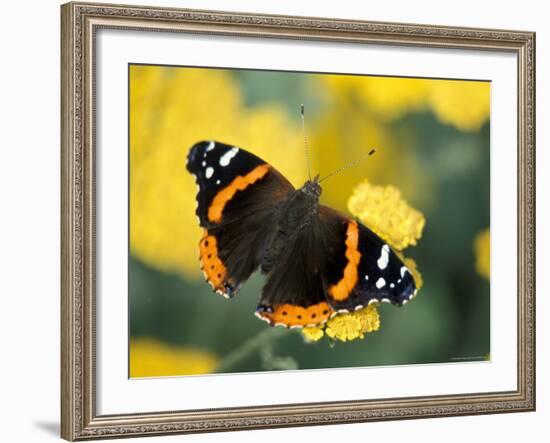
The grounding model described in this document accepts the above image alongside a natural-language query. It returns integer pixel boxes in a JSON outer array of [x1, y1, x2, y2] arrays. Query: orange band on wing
[[328, 221, 361, 301], [199, 230, 227, 292], [207, 164, 270, 223], [257, 302, 333, 328]]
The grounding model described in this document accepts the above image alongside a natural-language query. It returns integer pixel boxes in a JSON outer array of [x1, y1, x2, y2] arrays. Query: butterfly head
[[300, 175, 322, 199]]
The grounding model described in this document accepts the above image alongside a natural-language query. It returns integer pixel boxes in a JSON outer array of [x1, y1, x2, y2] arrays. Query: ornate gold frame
[[61, 1, 536, 440]]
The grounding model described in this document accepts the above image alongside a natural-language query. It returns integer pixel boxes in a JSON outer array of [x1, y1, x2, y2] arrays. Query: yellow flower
[[303, 305, 381, 343], [130, 65, 304, 278], [326, 305, 381, 341], [428, 80, 490, 132], [130, 337, 219, 377], [474, 228, 490, 280], [348, 179, 425, 250], [323, 76, 429, 120], [302, 326, 325, 342], [322, 75, 490, 132]]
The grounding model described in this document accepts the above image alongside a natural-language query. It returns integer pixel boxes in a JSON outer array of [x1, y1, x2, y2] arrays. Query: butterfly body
[[261, 178, 321, 274], [187, 140, 417, 328]]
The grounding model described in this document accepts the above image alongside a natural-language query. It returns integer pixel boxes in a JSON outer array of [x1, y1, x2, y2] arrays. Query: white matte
[[95, 29, 517, 415]]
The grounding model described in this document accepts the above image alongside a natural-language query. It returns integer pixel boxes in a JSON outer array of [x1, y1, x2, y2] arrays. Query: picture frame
[[60, 1, 536, 440]]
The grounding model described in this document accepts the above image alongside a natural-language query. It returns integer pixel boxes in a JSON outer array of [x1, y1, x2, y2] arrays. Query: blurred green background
[[129, 65, 490, 377]]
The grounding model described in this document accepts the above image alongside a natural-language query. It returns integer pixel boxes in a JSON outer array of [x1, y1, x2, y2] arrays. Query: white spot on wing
[[376, 277, 386, 288], [216, 179, 221, 185], [206, 141, 215, 152], [390, 283, 395, 288], [364, 275, 369, 280], [377, 244, 390, 270], [400, 266, 409, 278], [205, 167, 214, 179], [201, 161, 206, 167], [219, 147, 239, 167]]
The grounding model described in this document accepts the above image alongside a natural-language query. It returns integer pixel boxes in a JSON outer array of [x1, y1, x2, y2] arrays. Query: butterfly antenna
[[318, 149, 376, 184], [301, 104, 312, 181]]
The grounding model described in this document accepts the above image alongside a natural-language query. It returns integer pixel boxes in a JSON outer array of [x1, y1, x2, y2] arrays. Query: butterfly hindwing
[[255, 213, 334, 328], [187, 141, 294, 297], [320, 206, 417, 312]]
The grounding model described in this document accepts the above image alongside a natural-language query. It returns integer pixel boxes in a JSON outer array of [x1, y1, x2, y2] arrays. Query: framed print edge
[[60, 1, 536, 441]]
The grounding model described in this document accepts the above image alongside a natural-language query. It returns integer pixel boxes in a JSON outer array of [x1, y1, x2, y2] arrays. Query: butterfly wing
[[187, 141, 294, 297], [254, 204, 416, 328], [255, 214, 335, 328], [319, 205, 417, 312]]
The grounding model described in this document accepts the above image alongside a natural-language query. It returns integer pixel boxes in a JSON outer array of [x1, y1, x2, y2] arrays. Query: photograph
[[128, 64, 491, 378]]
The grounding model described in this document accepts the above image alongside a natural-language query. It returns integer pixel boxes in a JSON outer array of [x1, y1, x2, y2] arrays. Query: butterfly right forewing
[[187, 141, 295, 297], [318, 205, 417, 312]]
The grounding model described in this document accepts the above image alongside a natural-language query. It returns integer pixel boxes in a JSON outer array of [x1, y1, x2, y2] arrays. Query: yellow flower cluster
[[130, 338, 219, 377], [130, 66, 304, 278], [323, 76, 490, 132], [302, 180, 425, 343], [348, 180, 425, 251], [474, 228, 490, 280], [303, 305, 380, 342]]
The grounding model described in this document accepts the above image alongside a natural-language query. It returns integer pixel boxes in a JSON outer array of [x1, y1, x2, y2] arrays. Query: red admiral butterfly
[[187, 119, 416, 329]]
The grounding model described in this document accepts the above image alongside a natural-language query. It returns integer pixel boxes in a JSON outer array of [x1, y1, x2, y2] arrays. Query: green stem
[[216, 327, 287, 373]]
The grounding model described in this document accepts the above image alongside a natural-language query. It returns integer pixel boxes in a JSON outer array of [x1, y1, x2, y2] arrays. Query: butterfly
[[186, 140, 417, 329]]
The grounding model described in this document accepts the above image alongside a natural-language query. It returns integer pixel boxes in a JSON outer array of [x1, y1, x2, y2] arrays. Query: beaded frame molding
[[60, 1, 535, 440]]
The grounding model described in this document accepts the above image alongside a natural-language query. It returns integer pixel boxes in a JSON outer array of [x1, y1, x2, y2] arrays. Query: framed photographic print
[[60, 1, 536, 440]]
